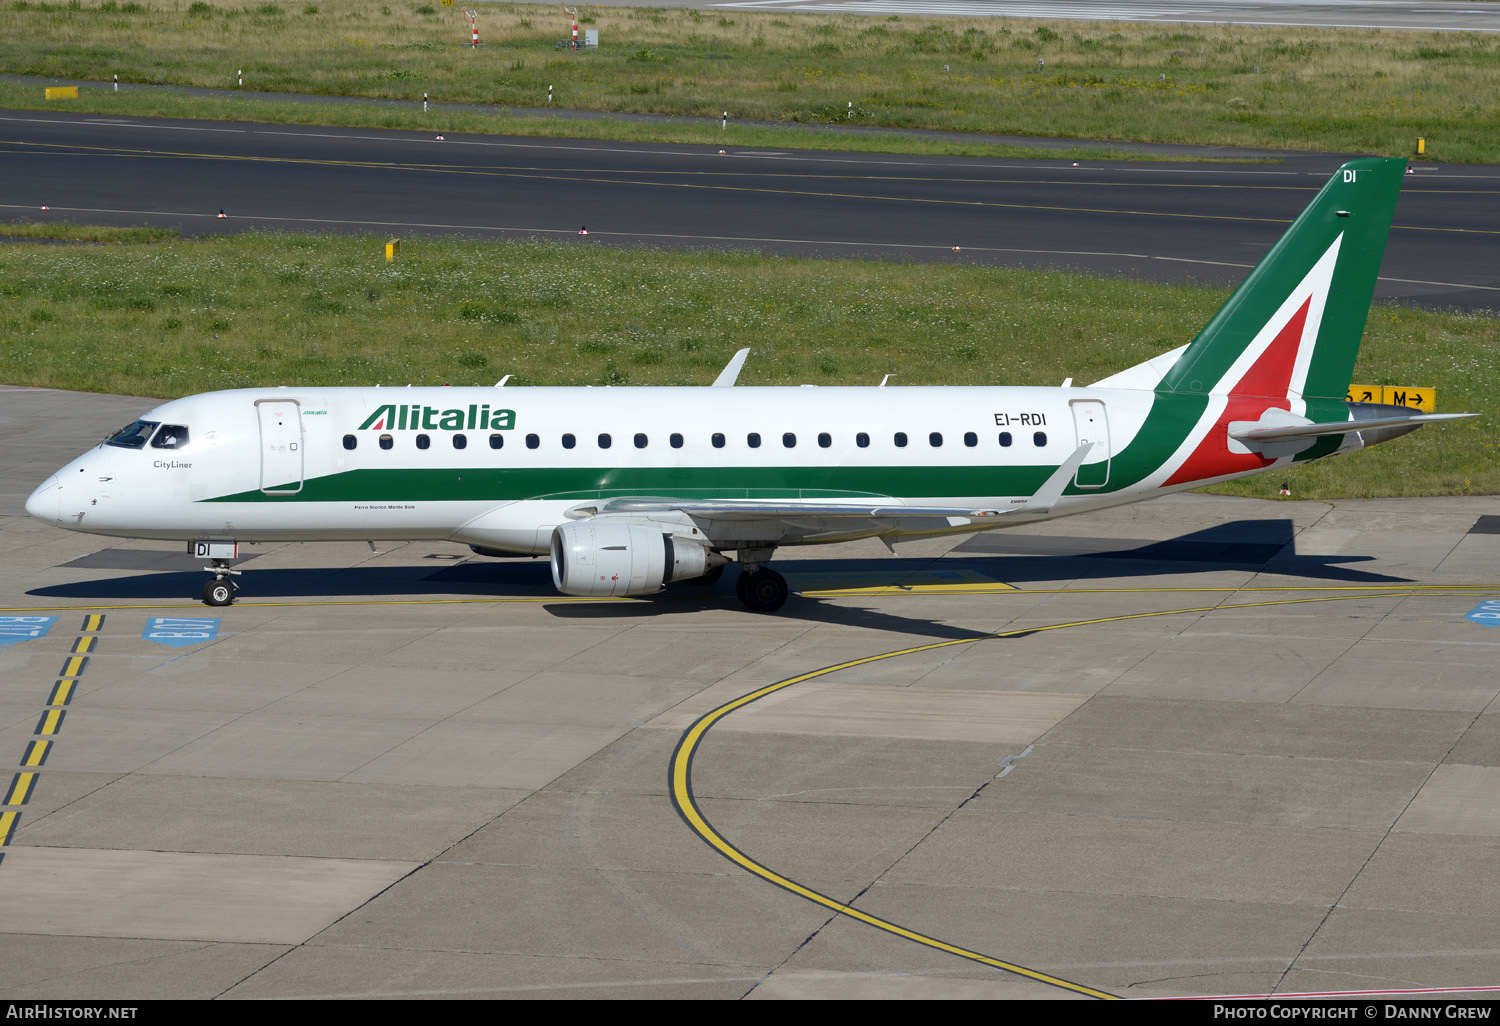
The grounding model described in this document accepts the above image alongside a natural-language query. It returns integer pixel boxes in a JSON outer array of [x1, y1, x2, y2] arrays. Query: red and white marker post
[[464, 8, 478, 47], [564, 6, 578, 49]]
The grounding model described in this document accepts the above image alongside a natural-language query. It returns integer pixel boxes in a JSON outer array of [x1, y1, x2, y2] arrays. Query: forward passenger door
[[256, 399, 304, 495]]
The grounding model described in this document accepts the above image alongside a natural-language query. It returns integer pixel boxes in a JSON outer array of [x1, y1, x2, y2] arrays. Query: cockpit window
[[106, 420, 159, 450], [151, 425, 189, 450]]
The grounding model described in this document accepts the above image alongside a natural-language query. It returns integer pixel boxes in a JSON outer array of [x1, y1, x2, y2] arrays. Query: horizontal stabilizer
[[1231, 412, 1476, 444]]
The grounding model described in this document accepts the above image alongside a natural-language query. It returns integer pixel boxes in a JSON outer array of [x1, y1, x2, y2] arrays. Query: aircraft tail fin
[[1094, 158, 1406, 401]]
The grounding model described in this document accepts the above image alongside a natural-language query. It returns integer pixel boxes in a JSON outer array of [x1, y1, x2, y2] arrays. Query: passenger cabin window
[[379, 434, 394, 450], [670, 433, 684, 449], [562, 434, 576, 450], [747, 433, 761, 449], [634, 433, 648, 449], [453, 434, 467, 450], [416, 434, 431, 450], [526, 433, 540, 450], [894, 432, 908, 448], [489, 433, 504, 449], [999, 432, 1013, 447], [856, 433, 870, 448], [1034, 431, 1047, 447], [598, 433, 612, 449], [107, 420, 159, 450], [712, 433, 726, 449], [929, 432, 943, 448], [964, 432, 977, 448], [151, 425, 189, 449], [783, 433, 796, 448], [342, 434, 357, 451], [818, 433, 832, 449]]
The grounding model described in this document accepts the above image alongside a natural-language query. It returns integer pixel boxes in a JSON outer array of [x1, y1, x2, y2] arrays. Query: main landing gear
[[202, 559, 240, 607], [735, 562, 788, 613]]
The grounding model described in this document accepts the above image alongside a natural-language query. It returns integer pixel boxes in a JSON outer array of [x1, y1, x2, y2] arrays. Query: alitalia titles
[[359, 404, 516, 432]]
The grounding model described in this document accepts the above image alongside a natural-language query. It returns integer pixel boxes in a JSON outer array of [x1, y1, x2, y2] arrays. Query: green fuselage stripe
[[209, 463, 1061, 504]]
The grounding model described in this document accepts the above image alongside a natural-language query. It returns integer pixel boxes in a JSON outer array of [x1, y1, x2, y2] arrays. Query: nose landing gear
[[202, 560, 240, 606]]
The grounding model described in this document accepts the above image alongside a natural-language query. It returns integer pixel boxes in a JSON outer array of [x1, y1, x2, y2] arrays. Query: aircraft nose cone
[[25, 474, 60, 524]]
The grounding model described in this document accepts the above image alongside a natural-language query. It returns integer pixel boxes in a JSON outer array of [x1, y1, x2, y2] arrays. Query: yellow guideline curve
[[668, 591, 1440, 999]]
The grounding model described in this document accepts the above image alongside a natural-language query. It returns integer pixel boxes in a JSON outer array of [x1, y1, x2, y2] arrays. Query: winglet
[[712, 349, 751, 387], [1025, 443, 1093, 514]]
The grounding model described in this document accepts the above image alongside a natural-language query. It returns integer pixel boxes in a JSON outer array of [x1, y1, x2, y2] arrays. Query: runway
[[591, 0, 1500, 33], [1, 386, 1498, 999], [3, 109, 1499, 311]]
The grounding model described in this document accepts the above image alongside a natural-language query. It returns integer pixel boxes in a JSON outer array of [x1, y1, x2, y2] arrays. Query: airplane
[[24, 157, 1474, 612]]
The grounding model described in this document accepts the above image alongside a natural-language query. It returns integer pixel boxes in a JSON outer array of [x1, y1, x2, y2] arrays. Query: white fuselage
[[27, 384, 1200, 554]]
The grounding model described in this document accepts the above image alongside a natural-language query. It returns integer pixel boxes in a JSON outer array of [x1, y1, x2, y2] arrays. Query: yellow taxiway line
[[668, 588, 1491, 999]]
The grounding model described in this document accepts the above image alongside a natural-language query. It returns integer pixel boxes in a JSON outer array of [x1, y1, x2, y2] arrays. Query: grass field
[[1, 227, 1493, 498], [3, 1, 1500, 160], [0, 221, 179, 243]]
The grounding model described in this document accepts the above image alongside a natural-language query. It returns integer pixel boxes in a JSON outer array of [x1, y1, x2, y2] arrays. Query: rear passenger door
[[1070, 399, 1110, 489]]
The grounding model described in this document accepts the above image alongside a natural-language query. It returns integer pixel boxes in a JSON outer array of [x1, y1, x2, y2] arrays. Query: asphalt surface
[[2, 108, 1498, 311]]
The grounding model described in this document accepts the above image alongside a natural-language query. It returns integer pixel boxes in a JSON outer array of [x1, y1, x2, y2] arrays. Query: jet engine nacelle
[[550, 519, 726, 597]]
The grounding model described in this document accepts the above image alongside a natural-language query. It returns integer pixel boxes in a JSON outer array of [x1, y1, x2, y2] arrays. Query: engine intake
[[550, 520, 724, 597]]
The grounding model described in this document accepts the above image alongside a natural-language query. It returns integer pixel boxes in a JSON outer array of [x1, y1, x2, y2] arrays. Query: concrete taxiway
[[1, 385, 1498, 999]]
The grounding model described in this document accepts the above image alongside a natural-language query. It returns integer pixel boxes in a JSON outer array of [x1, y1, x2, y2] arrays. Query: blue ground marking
[[0, 616, 59, 647], [1464, 599, 1500, 627], [143, 616, 220, 647]]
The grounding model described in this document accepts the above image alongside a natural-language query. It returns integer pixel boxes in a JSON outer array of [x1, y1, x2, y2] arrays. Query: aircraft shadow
[[26, 561, 560, 602], [26, 519, 1408, 616], [907, 518, 1409, 586], [541, 593, 996, 641]]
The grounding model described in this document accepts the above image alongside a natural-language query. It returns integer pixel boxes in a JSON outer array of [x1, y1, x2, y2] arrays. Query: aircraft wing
[[577, 443, 1093, 522], [712, 348, 751, 387], [595, 499, 1017, 520]]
